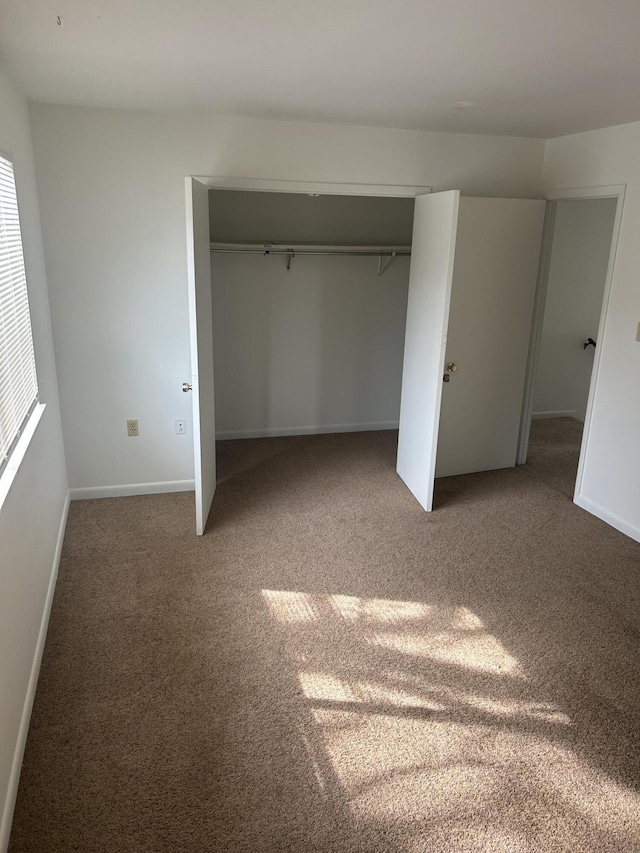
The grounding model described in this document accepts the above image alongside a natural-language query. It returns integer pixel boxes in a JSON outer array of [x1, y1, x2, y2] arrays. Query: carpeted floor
[[525, 416, 585, 499], [9, 420, 640, 852]]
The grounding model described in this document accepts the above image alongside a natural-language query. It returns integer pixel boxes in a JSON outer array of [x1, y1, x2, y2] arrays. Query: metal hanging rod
[[210, 242, 411, 255], [209, 242, 411, 276]]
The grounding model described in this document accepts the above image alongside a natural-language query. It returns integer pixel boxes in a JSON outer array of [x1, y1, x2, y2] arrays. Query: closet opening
[[209, 189, 415, 487], [187, 177, 550, 534], [520, 196, 619, 499]]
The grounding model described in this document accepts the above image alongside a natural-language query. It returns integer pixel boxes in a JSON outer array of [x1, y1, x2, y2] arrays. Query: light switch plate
[[636, 322, 640, 342]]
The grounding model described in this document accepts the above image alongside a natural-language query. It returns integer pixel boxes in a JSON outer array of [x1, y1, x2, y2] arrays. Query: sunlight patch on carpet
[[259, 589, 640, 848]]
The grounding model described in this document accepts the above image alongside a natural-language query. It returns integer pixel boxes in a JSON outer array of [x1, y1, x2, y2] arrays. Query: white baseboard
[[531, 410, 578, 420], [216, 421, 399, 441], [575, 493, 640, 544], [0, 491, 70, 853], [70, 479, 195, 500]]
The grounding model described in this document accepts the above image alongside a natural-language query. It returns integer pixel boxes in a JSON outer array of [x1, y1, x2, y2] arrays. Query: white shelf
[[210, 241, 411, 254]]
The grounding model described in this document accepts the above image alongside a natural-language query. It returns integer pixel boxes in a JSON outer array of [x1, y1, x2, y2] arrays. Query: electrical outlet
[[175, 418, 186, 435], [127, 419, 139, 437]]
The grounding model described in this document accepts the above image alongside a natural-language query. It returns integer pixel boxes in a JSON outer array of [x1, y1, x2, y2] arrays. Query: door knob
[[446, 362, 457, 372], [182, 382, 193, 392]]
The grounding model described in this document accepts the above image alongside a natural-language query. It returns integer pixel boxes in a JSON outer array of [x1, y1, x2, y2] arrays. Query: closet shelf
[[209, 242, 411, 275], [210, 241, 411, 254]]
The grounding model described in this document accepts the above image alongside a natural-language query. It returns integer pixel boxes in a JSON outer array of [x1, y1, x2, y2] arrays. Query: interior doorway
[[185, 177, 431, 534], [519, 193, 622, 499]]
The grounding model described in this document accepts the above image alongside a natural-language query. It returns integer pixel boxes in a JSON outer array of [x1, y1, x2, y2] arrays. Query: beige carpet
[[9, 422, 640, 852], [525, 416, 585, 499]]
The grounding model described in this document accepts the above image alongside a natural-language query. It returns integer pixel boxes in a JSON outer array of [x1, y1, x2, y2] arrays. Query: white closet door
[[436, 198, 546, 477], [185, 177, 216, 535], [397, 190, 460, 511]]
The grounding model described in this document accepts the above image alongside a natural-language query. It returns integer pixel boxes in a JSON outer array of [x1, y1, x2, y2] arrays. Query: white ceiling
[[1, 0, 640, 138]]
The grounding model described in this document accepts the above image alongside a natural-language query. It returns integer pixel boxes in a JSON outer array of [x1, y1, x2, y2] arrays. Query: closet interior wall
[[209, 190, 414, 440]]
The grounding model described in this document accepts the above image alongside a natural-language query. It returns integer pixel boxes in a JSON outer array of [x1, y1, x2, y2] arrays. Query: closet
[[185, 181, 545, 533], [209, 190, 414, 442]]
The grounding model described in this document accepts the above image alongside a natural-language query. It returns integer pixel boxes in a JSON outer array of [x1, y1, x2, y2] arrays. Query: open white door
[[436, 198, 546, 477], [397, 190, 460, 511], [185, 177, 216, 535]]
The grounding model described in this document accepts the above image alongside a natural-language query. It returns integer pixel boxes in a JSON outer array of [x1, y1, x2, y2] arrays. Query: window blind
[[0, 154, 39, 474]]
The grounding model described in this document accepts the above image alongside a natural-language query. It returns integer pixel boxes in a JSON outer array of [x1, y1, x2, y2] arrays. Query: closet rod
[[209, 248, 411, 256], [210, 242, 411, 256], [209, 243, 411, 275]]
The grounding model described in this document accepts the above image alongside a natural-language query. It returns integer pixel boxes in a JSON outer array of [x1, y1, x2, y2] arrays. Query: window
[[0, 153, 38, 476]]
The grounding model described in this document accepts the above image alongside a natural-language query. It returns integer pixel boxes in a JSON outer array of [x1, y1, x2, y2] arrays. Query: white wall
[[29, 103, 544, 494], [543, 122, 640, 541], [0, 70, 68, 849], [210, 190, 416, 245], [211, 190, 412, 437], [213, 254, 410, 437], [533, 198, 616, 421]]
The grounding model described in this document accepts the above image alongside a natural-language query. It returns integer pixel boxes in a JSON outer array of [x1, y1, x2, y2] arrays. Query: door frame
[[516, 184, 626, 505], [187, 174, 432, 521], [194, 176, 431, 198]]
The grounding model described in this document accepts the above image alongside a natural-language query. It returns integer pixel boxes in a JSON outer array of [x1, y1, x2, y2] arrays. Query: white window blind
[[0, 154, 38, 474]]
